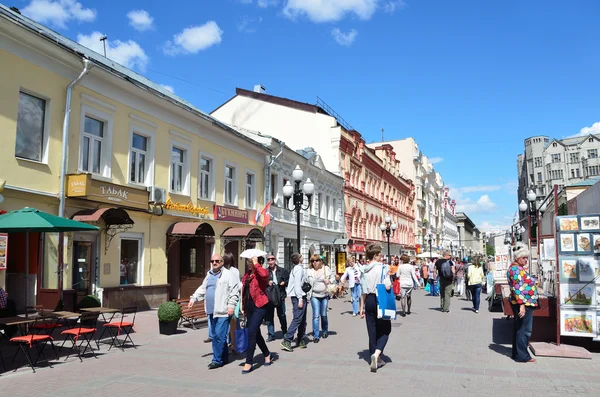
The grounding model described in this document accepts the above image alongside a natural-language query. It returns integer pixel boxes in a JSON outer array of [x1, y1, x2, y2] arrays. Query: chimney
[[254, 84, 266, 94]]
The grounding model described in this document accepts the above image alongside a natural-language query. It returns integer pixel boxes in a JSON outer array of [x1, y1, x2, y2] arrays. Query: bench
[[174, 299, 207, 330]]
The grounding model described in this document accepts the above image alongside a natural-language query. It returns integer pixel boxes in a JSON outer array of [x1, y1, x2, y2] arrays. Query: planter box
[[159, 320, 178, 335]]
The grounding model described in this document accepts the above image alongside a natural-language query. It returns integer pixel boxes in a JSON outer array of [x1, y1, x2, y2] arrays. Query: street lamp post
[[519, 188, 538, 242], [380, 216, 397, 264], [427, 234, 434, 261], [283, 165, 315, 253]]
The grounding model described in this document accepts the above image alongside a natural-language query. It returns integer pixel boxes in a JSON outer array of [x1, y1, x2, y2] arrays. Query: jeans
[[266, 300, 288, 339], [310, 296, 329, 338], [245, 304, 270, 365], [511, 304, 534, 362], [350, 285, 362, 315], [440, 279, 453, 312], [429, 279, 438, 296], [208, 314, 230, 365], [470, 284, 482, 311], [208, 316, 213, 339], [284, 296, 307, 343], [364, 294, 391, 355], [454, 277, 464, 296]]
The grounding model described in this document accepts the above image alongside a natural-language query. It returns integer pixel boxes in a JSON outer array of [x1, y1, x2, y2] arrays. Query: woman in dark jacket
[[241, 256, 272, 373]]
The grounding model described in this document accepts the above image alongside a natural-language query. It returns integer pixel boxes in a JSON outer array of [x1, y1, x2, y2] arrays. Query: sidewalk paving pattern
[[2, 290, 600, 396]]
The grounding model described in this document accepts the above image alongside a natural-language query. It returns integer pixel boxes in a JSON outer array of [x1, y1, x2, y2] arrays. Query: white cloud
[[127, 9, 154, 32], [163, 21, 223, 55], [284, 0, 378, 23], [478, 221, 510, 233], [77, 32, 149, 71], [455, 194, 497, 214], [22, 0, 96, 29], [383, 0, 405, 14], [237, 16, 263, 33], [456, 185, 502, 194], [570, 121, 600, 138], [160, 84, 175, 93], [331, 28, 358, 46], [239, 0, 253, 3], [258, 0, 279, 7], [429, 157, 444, 165]]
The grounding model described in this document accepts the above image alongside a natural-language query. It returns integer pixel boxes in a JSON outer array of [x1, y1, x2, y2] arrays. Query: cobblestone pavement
[[2, 289, 600, 396]]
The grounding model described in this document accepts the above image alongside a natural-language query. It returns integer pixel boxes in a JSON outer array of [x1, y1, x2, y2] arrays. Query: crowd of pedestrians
[[188, 244, 522, 374]]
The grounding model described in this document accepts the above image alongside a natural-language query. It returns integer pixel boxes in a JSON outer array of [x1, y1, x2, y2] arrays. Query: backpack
[[440, 260, 453, 279]]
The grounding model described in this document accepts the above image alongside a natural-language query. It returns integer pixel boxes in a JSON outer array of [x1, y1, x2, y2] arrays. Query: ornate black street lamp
[[283, 165, 315, 253], [380, 216, 397, 263]]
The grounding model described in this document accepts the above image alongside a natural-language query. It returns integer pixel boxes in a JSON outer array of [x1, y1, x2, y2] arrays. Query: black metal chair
[[60, 312, 98, 362], [104, 306, 137, 351]]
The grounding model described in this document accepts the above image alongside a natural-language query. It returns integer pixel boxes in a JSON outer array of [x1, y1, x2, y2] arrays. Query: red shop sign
[[214, 205, 249, 224], [350, 244, 365, 253]]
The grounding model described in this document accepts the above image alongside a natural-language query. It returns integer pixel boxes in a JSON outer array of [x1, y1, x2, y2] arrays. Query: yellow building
[[0, 6, 269, 311]]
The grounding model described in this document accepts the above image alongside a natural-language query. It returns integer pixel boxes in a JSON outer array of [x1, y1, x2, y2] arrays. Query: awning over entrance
[[221, 227, 264, 242], [167, 222, 215, 237], [72, 208, 134, 226], [333, 238, 353, 246]]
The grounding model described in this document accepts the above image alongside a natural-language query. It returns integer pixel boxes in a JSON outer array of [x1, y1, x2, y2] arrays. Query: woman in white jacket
[[306, 254, 335, 343], [396, 254, 418, 316]]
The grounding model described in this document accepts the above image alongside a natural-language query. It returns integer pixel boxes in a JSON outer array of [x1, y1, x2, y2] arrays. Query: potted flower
[[157, 301, 182, 335]]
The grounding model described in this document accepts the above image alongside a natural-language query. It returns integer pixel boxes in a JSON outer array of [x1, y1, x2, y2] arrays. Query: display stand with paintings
[[556, 215, 600, 341], [0, 233, 7, 270]]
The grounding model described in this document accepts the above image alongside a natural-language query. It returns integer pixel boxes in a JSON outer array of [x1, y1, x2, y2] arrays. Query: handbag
[[266, 284, 281, 306], [375, 266, 397, 320], [235, 323, 248, 354]]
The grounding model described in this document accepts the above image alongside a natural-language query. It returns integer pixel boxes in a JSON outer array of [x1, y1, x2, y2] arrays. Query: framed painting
[[559, 257, 578, 282], [559, 233, 576, 254], [557, 216, 579, 232], [576, 233, 593, 254], [560, 283, 595, 307], [580, 215, 600, 232], [560, 310, 595, 337]]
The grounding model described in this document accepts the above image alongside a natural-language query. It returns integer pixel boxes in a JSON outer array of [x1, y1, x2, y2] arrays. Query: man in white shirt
[[340, 255, 362, 316], [281, 253, 307, 352]]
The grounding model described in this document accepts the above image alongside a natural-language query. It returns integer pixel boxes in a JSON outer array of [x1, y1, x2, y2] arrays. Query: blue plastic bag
[[235, 327, 248, 354], [376, 267, 397, 321]]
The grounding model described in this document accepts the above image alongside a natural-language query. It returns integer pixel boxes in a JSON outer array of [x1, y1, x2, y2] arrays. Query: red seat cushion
[[11, 334, 53, 347], [61, 328, 96, 336], [104, 321, 134, 328]]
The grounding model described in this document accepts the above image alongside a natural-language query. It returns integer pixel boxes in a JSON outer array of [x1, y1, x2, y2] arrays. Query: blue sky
[[14, 0, 600, 232]]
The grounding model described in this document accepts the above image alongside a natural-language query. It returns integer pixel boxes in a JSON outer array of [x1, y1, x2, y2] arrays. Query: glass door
[[73, 241, 92, 302]]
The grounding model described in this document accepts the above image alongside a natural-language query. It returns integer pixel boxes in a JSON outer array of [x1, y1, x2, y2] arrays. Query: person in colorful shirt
[[507, 243, 538, 363]]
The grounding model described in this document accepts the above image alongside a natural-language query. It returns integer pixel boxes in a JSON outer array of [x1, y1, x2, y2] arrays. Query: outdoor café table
[[80, 307, 119, 348]]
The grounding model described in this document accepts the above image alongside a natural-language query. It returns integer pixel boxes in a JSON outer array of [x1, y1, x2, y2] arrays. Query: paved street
[[2, 290, 600, 396]]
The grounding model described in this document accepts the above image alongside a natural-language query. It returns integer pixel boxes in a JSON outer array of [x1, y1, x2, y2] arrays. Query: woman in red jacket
[[241, 256, 272, 374]]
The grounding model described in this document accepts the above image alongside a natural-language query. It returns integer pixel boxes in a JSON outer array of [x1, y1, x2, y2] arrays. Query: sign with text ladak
[[214, 205, 249, 224], [66, 174, 149, 210]]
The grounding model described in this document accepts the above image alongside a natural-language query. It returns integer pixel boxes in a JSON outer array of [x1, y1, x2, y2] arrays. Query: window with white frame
[[225, 164, 237, 205], [130, 133, 148, 184], [245, 171, 255, 209], [326, 195, 331, 220], [569, 152, 579, 164], [534, 157, 542, 167], [198, 155, 215, 200], [120, 234, 143, 285], [270, 173, 278, 206], [79, 103, 113, 177], [15, 91, 48, 162], [551, 153, 561, 163], [588, 149, 598, 159], [171, 147, 185, 193], [332, 198, 338, 222]]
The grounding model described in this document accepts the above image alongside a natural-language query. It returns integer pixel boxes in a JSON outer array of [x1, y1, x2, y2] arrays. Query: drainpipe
[[263, 141, 285, 254], [58, 59, 92, 303]]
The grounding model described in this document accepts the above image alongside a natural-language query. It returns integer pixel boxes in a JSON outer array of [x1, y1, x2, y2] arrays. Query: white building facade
[[442, 209, 459, 255]]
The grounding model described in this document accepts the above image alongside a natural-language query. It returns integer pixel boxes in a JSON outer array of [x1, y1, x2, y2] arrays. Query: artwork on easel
[[577, 233, 593, 254], [560, 310, 596, 337], [580, 215, 600, 232], [559, 233, 576, 254], [559, 257, 578, 282], [560, 284, 595, 307], [558, 216, 579, 232], [577, 257, 599, 282]]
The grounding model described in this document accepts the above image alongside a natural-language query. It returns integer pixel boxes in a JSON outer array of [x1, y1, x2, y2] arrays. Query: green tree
[[486, 244, 495, 257]]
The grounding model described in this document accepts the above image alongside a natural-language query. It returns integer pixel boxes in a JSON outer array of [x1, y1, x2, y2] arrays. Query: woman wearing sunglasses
[[306, 254, 335, 343]]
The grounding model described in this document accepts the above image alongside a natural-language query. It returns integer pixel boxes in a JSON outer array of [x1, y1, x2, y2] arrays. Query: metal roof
[[0, 4, 268, 153], [565, 178, 600, 188]]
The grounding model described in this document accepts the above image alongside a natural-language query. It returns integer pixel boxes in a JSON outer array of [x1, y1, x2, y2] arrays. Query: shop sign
[[164, 198, 210, 217], [66, 174, 149, 210], [336, 252, 346, 274], [214, 205, 248, 224], [350, 244, 365, 253], [0, 233, 7, 270]]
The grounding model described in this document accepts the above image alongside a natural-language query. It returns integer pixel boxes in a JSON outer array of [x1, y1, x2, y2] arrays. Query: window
[[245, 171, 255, 209], [198, 155, 214, 200], [82, 116, 104, 174], [551, 153, 561, 163], [79, 103, 113, 177], [332, 198, 338, 222], [318, 193, 324, 218], [587, 166, 600, 176], [569, 152, 579, 164], [225, 164, 236, 205], [120, 234, 143, 285], [270, 173, 278, 206], [534, 157, 542, 167], [553, 143, 557, 147], [171, 147, 185, 193], [576, 168, 580, 178], [537, 172, 542, 182], [16, 91, 47, 162], [588, 149, 598, 159], [325, 196, 331, 220], [129, 133, 147, 184]]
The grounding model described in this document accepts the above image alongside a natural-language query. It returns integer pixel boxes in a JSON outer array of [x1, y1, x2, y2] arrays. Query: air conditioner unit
[[150, 187, 167, 205]]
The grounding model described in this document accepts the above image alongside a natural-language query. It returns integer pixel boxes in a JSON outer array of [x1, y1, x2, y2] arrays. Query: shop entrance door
[[73, 241, 92, 304]]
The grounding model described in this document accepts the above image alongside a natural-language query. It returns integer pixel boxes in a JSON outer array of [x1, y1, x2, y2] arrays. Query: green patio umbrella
[[0, 207, 99, 310]]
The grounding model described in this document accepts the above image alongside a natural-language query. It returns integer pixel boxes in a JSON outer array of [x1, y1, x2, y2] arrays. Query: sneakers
[[322, 331, 329, 339], [207, 362, 223, 370], [370, 354, 378, 373], [298, 339, 307, 349], [313, 337, 320, 343], [266, 336, 276, 342], [280, 340, 293, 352], [475, 309, 479, 313], [352, 313, 357, 317]]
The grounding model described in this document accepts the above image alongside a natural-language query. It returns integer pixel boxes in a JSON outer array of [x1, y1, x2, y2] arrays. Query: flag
[[261, 201, 272, 227]]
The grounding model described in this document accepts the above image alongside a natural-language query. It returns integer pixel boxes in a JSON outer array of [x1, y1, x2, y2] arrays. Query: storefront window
[[42, 233, 60, 289], [120, 237, 141, 285]]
